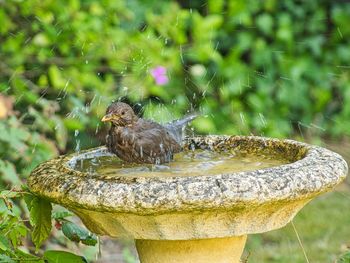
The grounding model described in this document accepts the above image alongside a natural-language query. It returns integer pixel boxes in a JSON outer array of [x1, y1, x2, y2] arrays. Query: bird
[[101, 101, 197, 164]]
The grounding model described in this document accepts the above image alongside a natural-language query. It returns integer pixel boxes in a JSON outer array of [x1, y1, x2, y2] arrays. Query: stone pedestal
[[136, 236, 247, 263]]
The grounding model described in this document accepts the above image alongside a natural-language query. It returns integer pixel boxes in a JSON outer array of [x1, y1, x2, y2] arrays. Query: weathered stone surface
[[28, 135, 348, 240]]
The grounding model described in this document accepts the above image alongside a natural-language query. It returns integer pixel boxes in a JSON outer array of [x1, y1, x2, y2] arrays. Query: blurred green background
[[1, 0, 350, 262]]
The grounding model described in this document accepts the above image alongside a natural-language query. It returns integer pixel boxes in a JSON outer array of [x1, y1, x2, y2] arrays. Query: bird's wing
[[120, 124, 181, 160]]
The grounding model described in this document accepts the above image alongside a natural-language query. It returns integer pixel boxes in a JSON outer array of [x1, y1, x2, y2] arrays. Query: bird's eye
[[121, 111, 125, 115]]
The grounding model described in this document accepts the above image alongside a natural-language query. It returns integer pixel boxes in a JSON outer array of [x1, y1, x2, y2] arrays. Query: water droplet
[[32, 143, 37, 154], [140, 146, 143, 158], [190, 144, 196, 151], [75, 139, 81, 152], [240, 112, 246, 125]]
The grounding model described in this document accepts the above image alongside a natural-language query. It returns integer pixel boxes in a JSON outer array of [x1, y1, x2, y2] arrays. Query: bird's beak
[[101, 114, 114, 122]]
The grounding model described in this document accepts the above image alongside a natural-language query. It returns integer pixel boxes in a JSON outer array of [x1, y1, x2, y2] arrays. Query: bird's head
[[101, 102, 137, 126]]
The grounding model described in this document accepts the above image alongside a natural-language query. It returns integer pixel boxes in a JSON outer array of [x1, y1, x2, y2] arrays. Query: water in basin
[[73, 149, 290, 178]]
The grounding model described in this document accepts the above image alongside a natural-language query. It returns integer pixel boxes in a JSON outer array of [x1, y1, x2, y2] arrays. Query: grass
[[244, 188, 350, 263]]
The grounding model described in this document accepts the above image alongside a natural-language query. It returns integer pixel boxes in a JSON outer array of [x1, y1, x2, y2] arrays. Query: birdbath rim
[[28, 135, 348, 216]]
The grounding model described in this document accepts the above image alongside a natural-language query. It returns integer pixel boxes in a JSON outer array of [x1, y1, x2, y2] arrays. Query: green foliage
[[0, 191, 29, 251], [246, 190, 350, 262], [338, 252, 350, 263], [0, 190, 94, 261], [0, 117, 57, 190], [0, 255, 16, 263], [52, 211, 74, 220], [1, 0, 349, 151], [0, 0, 350, 261], [43, 250, 87, 263], [0, 0, 349, 190], [61, 221, 97, 246], [122, 247, 138, 263], [26, 196, 52, 250]]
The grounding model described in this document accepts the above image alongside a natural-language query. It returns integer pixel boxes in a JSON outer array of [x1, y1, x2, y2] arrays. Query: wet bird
[[101, 102, 197, 164]]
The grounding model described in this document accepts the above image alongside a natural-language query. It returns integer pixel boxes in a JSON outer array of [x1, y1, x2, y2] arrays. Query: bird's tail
[[167, 113, 198, 129], [165, 113, 198, 143]]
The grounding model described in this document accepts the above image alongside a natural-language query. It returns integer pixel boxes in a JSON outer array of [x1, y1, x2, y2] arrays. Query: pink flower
[[151, 66, 169, 86]]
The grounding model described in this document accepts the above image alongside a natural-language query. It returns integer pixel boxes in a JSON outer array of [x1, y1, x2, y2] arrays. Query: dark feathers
[[102, 102, 197, 164]]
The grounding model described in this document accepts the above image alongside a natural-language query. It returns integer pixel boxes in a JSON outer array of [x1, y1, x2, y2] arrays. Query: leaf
[[48, 65, 66, 89], [0, 200, 8, 214], [43, 250, 87, 263], [5, 217, 28, 248], [28, 197, 52, 250], [14, 249, 43, 262], [0, 254, 16, 263], [0, 160, 21, 186], [23, 192, 35, 213], [0, 235, 10, 251], [61, 221, 97, 246], [338, 251, 350, 263], [0, 124, 30, 152], [81, 236, 98, 246], [52, 211, 73, 220]]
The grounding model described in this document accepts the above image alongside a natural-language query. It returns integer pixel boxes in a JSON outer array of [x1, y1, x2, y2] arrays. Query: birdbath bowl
[[28, 136, 347, 263]]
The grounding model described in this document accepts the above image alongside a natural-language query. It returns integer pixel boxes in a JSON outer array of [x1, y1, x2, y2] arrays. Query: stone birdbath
[[28, 136, 348, 263]]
